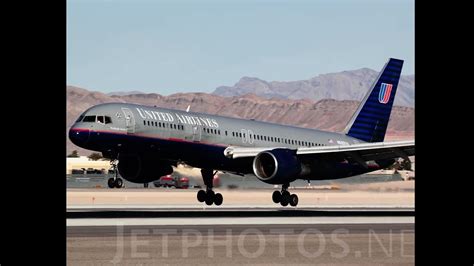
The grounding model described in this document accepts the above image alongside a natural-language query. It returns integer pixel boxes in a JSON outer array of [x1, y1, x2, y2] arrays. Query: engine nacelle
[[252, 148, 302, 184], [117, 153, 173, 183]]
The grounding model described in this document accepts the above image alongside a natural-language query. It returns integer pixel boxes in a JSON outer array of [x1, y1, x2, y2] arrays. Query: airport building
[[66, 156, 112, 175]]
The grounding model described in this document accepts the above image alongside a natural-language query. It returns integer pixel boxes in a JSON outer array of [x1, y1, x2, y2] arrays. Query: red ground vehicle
[[175, 177, 189, 189], [153, 175, 189, 189]]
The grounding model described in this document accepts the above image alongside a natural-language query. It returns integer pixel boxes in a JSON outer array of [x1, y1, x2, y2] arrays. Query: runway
[[67, 189, 414, 264], [68, 212, 413, 264]]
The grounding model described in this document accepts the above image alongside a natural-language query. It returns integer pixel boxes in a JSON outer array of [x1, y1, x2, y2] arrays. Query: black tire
[[197, 190, 206, 202], [280, 191, 290, 206], [205, 195, 214, 205], [205, 190, 215, 205], [144, 183, 149, 188], [289, 194, 299, 207], [272, 191, 281, 203], [115, 178, 123, 188], [107, 178, 115, 189], [207, 190, 215, 198], [214, 193, 223, 206], [280, 196, 289, 206]]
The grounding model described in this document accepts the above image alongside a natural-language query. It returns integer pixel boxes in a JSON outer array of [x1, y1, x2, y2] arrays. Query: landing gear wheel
[[280, 193, 289, 206], [200, 169, 223, 206], [272, 191, 281, 203], [115, 178, 123, 188], [205, 193, 214, 206], [289, 194, 299, 207], [144, 183, 149, 188], [107, 178, 115, 189], [205, 190, 215, 205], [214, 193, 223, 206], [197, 190, 206, 202]]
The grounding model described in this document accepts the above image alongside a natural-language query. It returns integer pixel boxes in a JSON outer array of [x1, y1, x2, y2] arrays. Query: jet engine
[[117, 153, 173, 183], [252, 148, 303, 184]]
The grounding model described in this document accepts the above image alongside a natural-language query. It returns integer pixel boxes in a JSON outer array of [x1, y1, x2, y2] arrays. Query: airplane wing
[[224, 140, 414, 166]]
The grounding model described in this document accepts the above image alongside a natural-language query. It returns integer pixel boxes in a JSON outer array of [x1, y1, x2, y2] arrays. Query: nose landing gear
[[107, 160, 123, 188], [272, 183, 298, 207], [196, 169, 223, 206]]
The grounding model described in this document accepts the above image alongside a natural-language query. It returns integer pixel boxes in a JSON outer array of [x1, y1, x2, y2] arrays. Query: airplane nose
[[69, 126, 90, 146]]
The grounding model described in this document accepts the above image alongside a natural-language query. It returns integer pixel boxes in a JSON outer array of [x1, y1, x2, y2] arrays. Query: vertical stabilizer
[[344, 58, 404, 142]]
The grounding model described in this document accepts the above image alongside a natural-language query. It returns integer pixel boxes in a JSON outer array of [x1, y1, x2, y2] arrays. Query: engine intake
[[118, 153, 173, 183], [252, 148, 302, 184]]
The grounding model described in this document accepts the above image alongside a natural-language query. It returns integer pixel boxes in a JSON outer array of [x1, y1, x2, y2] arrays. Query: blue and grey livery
[[69, 58, 414, 207]]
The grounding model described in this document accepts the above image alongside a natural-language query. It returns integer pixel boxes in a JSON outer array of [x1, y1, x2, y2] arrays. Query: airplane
[[69, 58, 414, 207]]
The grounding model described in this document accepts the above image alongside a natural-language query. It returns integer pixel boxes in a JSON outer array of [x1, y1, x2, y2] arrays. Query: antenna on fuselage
[[186, 105, 190, 112]]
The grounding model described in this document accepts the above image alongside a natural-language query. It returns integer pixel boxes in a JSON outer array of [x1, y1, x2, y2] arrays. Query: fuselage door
[[121, 108, 135, 134], [192, 125, 202, 142]]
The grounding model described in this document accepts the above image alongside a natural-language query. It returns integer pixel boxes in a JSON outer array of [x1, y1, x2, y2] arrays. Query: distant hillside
[[213, 68, 415, 107], [66, 86, 414, 155], [106, 90, 145, 96]]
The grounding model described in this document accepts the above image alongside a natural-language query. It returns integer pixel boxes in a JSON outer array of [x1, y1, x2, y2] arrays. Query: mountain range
[[213, 68, 414, 107]]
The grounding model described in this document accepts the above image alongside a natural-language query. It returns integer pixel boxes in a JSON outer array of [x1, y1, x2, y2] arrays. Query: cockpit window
[[83, 115, 96, 122], [75, 115, 84, 122], [81, 115, 112, 124], [96, 115, 112, 124]]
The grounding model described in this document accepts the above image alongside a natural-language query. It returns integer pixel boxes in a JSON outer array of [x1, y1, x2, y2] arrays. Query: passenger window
[[83, 116, 96, 122]]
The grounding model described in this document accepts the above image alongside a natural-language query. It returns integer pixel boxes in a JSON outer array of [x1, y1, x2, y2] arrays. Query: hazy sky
[[67, 0, 414, 94]]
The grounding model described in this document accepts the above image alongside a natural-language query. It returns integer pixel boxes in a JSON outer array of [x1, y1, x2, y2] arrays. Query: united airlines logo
[[378, 83, 393, 104]]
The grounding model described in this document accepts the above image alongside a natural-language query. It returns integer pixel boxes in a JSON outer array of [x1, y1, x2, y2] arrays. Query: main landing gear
[[197, 169, 223, 206], [272, 183, 298, 207], [107, 160, 123, 189]]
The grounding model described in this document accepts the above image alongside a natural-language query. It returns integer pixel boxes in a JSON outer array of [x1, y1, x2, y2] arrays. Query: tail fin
[[343, 58, 404, 142]]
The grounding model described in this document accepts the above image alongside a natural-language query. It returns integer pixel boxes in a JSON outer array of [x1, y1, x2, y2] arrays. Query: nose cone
[[69, 126, 90, 147]]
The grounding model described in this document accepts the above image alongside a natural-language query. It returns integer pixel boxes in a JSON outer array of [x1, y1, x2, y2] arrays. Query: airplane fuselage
[[69, 102, 388, 181]]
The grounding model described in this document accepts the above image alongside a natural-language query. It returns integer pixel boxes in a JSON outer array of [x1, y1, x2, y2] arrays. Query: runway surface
[[67, 188, 415, 265], [67, 206, 414, 264], [67, 206, 413, 226]]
